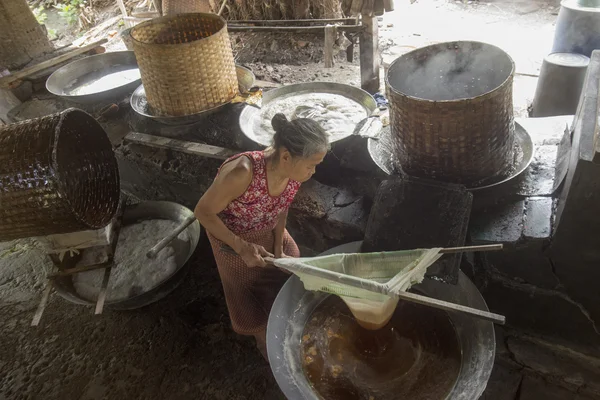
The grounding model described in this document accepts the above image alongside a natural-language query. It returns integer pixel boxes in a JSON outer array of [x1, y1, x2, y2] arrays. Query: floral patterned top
[[218, 151, 301, 234]]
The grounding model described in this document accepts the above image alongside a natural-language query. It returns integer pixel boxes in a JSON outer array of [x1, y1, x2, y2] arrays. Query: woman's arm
[[273, 210, 288, 258], [194, 157, 273, 267]]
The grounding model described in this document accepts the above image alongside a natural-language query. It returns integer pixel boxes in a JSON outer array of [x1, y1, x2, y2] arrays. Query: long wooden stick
[[227, 25, 363, 33], [228, 18, 356, 25], [217, 0, 228, 16], [48, 262, 110, 278], [0, 38, 108, 88], [95, 266, 112, 315], [147, 215, 196, 258], [31, 280, 54, 327]]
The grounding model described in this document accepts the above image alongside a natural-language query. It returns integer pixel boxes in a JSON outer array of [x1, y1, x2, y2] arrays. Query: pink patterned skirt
[[207, 228, 300, 335]]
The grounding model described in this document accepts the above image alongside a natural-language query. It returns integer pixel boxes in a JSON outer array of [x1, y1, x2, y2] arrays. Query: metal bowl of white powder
[[53, 201, 200, 310], [46, 51, 141, 105], [239, 82, 377, 147]]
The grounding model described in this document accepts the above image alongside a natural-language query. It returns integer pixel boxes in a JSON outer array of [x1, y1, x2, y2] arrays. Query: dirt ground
[[0, 1, 573, 399]]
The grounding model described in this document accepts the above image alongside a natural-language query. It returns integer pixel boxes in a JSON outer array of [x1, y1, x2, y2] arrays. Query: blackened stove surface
[[363, 177, 473, 284]]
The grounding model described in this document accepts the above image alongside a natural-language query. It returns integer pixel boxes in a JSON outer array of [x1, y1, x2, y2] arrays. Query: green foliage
[[54, 0, 86, 25], [32, 6, 48, 25], [48, 28, 58, 40]]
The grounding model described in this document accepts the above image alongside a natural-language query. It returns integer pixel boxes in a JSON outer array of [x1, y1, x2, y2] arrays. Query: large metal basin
[[46, 51, 141, 104], [267, 241, 495, 400], [53, 201, 201, 310]]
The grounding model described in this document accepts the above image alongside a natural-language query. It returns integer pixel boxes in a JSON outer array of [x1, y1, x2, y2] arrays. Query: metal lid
[[546, 52, 591, 67]]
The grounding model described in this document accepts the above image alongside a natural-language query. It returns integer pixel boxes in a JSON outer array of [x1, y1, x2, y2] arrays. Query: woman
[[194, 113, 329, 359]]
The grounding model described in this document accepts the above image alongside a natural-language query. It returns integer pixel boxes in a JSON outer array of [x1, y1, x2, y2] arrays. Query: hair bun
[[271, 113, 289, 132]]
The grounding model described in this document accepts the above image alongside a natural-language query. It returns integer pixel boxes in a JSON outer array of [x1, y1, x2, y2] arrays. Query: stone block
[[363, 177, 472, 284], [507, 335, 600, 396], [519, 375, 596, 400], [523, 197, 553, 240], [470, 201, 525, 245], [481, 241, 559, 289], [480, 362, 522, 400], [480, 275, 600, 356], [288, 179, 368, 254]]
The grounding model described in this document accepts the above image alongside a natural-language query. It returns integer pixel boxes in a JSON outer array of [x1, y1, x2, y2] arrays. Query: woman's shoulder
[[217, 156, 253, 187]]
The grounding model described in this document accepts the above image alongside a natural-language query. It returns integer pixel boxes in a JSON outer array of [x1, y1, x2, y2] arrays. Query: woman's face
[[281, 151, 327, 183]]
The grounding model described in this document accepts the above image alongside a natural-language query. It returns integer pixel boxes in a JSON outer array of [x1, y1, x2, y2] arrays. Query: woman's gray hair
[[271, 113, 330, 158]]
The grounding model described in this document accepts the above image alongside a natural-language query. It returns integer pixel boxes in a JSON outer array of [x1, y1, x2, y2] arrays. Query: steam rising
[[387, 42, 514, 101]]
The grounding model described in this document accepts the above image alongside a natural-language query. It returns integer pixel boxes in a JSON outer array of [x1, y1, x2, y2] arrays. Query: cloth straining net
[[273, 249, 443, 329]]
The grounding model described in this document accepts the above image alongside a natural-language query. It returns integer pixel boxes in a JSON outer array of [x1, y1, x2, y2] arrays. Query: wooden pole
[[228, 18, 356, 25], [359, 14, 380, 94], [0, 38, 109, 88], [324, 25, 336, 68], [227, 25, 363, 33]]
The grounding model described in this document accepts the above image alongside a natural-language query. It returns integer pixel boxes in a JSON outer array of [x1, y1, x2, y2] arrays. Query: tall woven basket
[[386, 41, 516, 185], [0, 109, 120, 242], [131, 13, 238, 116], [162, 0, 212, 15]]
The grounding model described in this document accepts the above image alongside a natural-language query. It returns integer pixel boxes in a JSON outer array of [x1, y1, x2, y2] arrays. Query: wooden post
[[324, 25, 336, 68], [359, 14, 380, 94]]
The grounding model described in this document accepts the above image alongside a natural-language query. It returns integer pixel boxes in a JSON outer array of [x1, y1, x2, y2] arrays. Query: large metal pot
[[386, 41, 516, 185], [53, 201, 201, 310], [267, 241, 495, 400]]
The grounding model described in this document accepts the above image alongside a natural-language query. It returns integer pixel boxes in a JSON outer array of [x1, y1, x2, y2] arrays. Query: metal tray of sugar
[[46, 51, 141, 104], [239, 82, 378, 147], [53, 201, 201, 310], [368, 121, 535, 191]]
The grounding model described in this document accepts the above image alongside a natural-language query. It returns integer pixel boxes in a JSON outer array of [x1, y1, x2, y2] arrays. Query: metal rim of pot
[[385, 40, 516, 104]]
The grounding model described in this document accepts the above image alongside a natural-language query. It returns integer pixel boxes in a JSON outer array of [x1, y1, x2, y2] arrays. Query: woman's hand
[[238, 241, 274, 268], [274, 247, 293, 259]]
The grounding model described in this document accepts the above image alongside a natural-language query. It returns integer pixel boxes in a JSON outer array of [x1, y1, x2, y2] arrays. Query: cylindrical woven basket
[[162, 0, 212, 15], [0, 108, 120, 242], [386, 41, 516, 185], [131, 13, 238, 116]]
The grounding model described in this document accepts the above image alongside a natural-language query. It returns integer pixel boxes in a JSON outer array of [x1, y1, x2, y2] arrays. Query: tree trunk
[[0, 0, 53, 70]]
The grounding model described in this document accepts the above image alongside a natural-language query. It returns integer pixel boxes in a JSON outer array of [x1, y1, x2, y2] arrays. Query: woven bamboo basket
[[131, 13, 238, 116], [0, 0, 53, 68], [386, 41, 516, 185], [0, 108, 120, 242], [162, 0, 212, 15]]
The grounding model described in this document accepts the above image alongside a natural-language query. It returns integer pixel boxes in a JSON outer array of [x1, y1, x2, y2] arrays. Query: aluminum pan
[[368, 121, 535, 191], [239, 82, 377, 147], [46, 51, 141, 104]]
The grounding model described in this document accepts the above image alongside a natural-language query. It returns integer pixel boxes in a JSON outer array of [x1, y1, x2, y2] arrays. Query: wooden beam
[[324, 25, 336, 68], [0, 39, 108, 88], [227, 25, 363, 33], [124, 132, 238, 160], [359, 14, 380, 94], [228, 18, 356, 25]]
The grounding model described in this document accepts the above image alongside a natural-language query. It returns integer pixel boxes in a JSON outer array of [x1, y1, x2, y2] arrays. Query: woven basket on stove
[[162, 0, 212, 15], [386, 41, 516, 185], [0, 109, 120, 242], [131, 13, 238, 117]]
